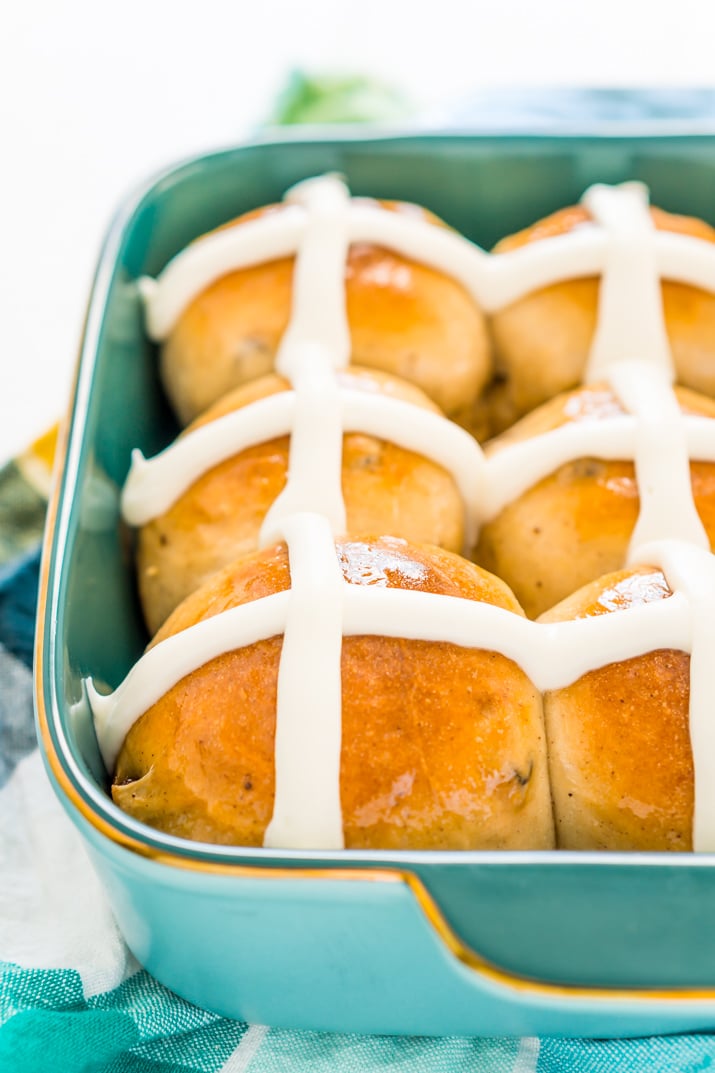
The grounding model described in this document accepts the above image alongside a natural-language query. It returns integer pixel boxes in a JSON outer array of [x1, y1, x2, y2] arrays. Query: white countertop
[[3, 0, 715, 464]]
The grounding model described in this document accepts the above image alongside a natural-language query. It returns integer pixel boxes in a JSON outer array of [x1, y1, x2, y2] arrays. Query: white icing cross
[[583, 182, 673, 382], [121, 389, 486, 547], [263, 514, 345, 850], [123, 394, 715, 544], [612, 360, 709, 555]]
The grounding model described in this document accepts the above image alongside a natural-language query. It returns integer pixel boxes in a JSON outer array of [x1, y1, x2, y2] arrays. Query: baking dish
[[35, 129, 715, 1037]]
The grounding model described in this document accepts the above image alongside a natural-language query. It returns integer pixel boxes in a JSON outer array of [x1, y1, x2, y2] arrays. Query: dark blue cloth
[[0, 547, 41, 671]]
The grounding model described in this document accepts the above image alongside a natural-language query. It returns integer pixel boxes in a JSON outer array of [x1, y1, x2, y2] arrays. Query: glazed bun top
[[150, 525, 523, 639], [156, 193, 491, 427], [190, 362, 445, 425], [124, 357, 485, 636], [111, 533, 554, 852], [538, 563, 673, 624], [488, 187, 715, 427], [486, 379, 715, 449], [153, 532, 524, 644], [474, 379, 715, 617], [494, 203, 715, 254]]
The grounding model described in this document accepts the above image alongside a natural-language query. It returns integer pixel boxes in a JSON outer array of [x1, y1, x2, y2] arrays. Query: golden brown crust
[[494, 204, 715, 253], [137, 367, 467, 635], [475, 383, 715, 618], [114, 538, 554, 851], [539, 567, 693, 851], [489, 205, 715, 430], [160, 201, 492, 429]]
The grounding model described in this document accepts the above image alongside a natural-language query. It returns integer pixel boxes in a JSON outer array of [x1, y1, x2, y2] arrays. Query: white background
[[2, 0, 715, 464]]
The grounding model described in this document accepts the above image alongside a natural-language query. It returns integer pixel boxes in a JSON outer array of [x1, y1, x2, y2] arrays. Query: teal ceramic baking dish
[[35, 130, 715, 1037]]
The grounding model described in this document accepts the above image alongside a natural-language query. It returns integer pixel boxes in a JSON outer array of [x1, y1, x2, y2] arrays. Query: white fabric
[[511, 1038, 540, 1072], [0, 749, 136, 998], [219, 1025, 270, 1072]]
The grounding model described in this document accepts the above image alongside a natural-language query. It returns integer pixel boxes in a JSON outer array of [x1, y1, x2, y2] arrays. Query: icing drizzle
[[123, 404, 715, 538], [121, 387, 486, 545], [90, 175, 715, 852], [264, 514, 345, 850], [139, 183, 715, 337], [583, 183, 672, 382]]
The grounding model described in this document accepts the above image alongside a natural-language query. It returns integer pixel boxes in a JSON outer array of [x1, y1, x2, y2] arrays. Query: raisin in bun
[[475, 382, 715, 618], [133, 367, 470, 635], [160, 200, 492, 434], [113, 536, 554, 851], [489, 206, 715, 432], [539, 566, 692, 851]]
